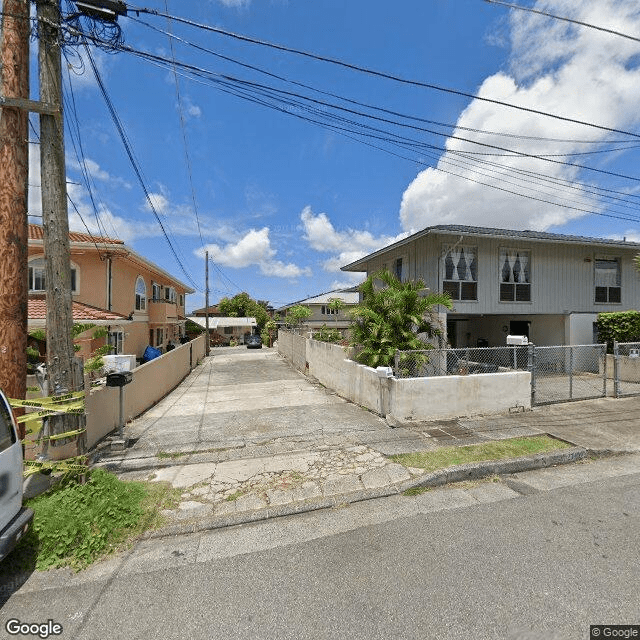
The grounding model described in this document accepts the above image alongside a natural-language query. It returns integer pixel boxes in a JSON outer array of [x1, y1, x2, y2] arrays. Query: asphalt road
[[2, 455, 638, 640]]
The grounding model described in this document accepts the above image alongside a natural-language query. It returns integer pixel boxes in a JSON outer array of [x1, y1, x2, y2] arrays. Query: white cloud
[[198, 228, 312, 279], [143, 191, 170, 214], [399, 0, 640, 233], [300, 206, 407, 272]]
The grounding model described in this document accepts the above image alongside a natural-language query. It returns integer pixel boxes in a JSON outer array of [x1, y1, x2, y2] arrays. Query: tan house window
[[29, 258, 77, 293], [135, 276, 147, 311], [499, 249, 530, 302], [442, 245, 477, 301]]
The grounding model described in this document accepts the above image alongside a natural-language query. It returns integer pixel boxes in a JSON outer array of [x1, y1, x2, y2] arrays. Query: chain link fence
[[395, 344, 607, 405], [613, 341, 640, 397]]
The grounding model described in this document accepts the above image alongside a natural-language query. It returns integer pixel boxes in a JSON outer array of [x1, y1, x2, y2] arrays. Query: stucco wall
[[85, 334, 205, 447], [277, 330, 531, 420], [389, 371, 531, 422]]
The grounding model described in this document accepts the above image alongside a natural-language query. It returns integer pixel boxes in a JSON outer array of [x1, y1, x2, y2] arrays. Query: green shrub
[[596, 311, 640, 353], [313, 325, 342, 344], [17, 469, 177, 571]]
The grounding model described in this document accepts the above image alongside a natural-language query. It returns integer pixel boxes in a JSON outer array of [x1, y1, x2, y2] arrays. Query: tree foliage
[[596, 311, 640, 353], [348, 270, 452, 368], [284, 304, 312, 328], [218, 292, 270, 329]]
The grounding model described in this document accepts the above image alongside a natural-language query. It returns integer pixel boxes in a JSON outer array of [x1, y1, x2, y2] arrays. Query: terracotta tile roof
[[28, 224, 124, 245], [28, 297, 130, 322]]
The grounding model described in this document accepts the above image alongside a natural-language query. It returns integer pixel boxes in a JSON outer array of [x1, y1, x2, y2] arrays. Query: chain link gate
[[395, 343, 607, 406], [613, 341, 640, 397]]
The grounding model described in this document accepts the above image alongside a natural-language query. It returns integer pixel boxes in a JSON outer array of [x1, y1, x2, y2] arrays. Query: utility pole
[[205, 251, 210, 356], [0, 0, 30, 431], [37, 0, 84, 450]]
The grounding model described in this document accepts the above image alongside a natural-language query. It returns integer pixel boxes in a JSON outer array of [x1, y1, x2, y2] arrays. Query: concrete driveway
[[123, 346, 399, 456]]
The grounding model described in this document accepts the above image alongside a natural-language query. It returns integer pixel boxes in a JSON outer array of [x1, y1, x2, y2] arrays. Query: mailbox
[[106, 371, 133, 387]]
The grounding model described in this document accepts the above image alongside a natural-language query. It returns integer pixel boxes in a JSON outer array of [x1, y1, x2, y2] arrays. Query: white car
[[0, 390, 33, 562]]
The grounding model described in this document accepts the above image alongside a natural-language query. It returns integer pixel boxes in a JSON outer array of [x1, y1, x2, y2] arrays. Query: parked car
[[0, 390, 33, 562], [246, 334, 263, 349]]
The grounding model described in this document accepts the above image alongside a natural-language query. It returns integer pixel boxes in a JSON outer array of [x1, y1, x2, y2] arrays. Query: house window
[[499, 249, 531, 302], [135, 276, 147, 311], [156, 328, 164, 346], [107, 331, 123, 355], [394, 258, 403, 281], [179, 294, 183, 307], [223, 326, 233, 334], [28, 258, 77, 293], [321, 305, 338, 315], [164, 286, 176, 303], [152, 282, 161, 301], [441, 245, 477, 301], [595, 257, 621, 303]]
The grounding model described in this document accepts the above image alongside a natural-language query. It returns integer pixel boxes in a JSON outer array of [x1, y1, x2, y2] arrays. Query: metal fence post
[[613, 341, 620, 398], [528, 343, 536, 406], [569, 346, 574, 400]]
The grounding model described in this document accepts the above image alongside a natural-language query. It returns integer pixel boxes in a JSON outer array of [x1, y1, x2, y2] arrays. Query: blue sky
[[25, 0, 640, 311]]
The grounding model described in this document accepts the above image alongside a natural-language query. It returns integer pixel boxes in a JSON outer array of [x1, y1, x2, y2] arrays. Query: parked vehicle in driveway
[[0, 390, 33, 562], [246, 334, 263, 349]]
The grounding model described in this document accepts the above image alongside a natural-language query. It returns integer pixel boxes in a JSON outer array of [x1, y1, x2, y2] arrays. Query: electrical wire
[[82, 42, 201, 290], [129, 5, 640, 140], [483, 0, 640, 44]]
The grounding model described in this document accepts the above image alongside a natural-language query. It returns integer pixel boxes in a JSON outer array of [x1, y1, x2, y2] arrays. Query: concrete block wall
[[278, 330, 531, 421]]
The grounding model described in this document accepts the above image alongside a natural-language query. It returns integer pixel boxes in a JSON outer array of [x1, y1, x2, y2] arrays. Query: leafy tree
[[327, 297, 345, 328], [348, 269, 452, 368], [284, 304, 312, 329], [218, 292, 270, 330]]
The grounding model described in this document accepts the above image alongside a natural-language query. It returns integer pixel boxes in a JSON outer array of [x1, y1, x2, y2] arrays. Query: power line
[[82, 42, 201, 290], [129, 5, 640, 140], [483, 0, 640, 44]]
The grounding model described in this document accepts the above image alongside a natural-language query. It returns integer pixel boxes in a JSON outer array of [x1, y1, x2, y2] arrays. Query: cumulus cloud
[[300, 206, 407, 273], [399, 0, 640, 233], [198, 228, 312, 279]]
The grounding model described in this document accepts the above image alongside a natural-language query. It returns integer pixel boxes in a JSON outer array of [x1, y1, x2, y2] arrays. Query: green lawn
[[390, 435, 571, 472]]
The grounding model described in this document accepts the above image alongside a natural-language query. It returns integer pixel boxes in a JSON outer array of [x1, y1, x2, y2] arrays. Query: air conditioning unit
[[506, 335, 528, 346]]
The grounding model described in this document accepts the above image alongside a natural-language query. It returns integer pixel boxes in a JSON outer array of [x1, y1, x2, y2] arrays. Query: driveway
[[123, 347, 405, 457]]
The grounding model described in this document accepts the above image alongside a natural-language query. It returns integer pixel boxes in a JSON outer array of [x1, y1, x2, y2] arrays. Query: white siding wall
[[358, 233, 640, 316]]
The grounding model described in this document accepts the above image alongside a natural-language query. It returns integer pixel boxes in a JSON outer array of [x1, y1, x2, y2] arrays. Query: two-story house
[[28, 224, 194, 358], [341, 225, 640, 348], [277, 289, 359, 336]]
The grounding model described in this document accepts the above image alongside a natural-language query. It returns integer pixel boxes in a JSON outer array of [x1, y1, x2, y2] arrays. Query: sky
[[22, 0, 640, 311]]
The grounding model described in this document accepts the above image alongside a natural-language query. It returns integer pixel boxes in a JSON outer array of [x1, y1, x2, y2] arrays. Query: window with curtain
[[441, 245, 477, 300], [499, 249, 531, 302], [595, 257, 621, 303]]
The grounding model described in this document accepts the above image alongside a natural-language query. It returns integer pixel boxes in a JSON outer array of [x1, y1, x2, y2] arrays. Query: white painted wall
[[278, 330, 531, 421]]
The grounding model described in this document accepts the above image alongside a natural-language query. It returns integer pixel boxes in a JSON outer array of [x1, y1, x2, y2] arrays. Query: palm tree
[[348, 269, 452, 368]]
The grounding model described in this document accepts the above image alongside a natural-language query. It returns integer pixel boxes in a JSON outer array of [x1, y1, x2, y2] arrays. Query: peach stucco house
[[28, 224, 194, 360]]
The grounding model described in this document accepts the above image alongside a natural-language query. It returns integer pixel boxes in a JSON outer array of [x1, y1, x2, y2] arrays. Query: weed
[[4, 469, 180, 573], [403, 486, 431, 497], [225, 489, 246, 502]]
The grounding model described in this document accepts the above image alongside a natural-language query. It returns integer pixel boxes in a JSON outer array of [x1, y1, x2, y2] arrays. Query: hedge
[[596, 311, 640, 353]]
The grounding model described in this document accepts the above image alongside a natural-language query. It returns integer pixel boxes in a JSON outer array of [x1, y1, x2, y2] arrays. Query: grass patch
[[225, 489, 246, 502], [2, 469, 181, 574], [391, 436, 570, 473], [402, 486, 432, 497]]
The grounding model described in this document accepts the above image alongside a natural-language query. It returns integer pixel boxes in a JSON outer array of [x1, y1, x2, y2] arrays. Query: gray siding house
[[341, 225, 640, 348]]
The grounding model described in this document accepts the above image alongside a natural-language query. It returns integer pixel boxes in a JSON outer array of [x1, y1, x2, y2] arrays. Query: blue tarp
[[142, 345, 162, 363]]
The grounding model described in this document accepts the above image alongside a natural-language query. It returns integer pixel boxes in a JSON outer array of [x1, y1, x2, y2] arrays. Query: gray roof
[[276, 289, 360, 312], [187, 316, 256, 329], [341, 224, 640, 271]]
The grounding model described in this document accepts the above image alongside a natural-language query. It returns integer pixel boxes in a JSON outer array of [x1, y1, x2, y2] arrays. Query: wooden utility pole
[[37, 0, 83, 448], [205, 251, 210, 356], [0, 0, 30, 426]]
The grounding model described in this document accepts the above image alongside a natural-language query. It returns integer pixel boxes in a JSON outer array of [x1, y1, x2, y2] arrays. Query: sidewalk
[[93, 352, 640, 537]]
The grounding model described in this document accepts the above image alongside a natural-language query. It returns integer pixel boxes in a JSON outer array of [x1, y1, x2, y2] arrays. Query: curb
[[142, 446, 589, 540]]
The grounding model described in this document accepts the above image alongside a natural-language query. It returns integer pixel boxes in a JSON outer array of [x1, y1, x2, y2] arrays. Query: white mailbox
[[506, 335, 528, 346]]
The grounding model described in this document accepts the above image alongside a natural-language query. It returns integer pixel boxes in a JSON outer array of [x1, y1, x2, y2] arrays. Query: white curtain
[[595, 260, 619, 287]]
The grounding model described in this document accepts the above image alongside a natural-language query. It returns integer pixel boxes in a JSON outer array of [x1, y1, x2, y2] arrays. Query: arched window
[[28, 257, 78, 293], [135, 276, 147, 311]]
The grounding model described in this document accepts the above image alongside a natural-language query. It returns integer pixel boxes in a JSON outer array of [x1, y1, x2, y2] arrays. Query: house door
[[446, 320, 457, 348]]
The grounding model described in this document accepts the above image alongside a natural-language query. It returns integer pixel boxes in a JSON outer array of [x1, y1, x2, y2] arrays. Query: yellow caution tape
[[15, 404, 85, 424]]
